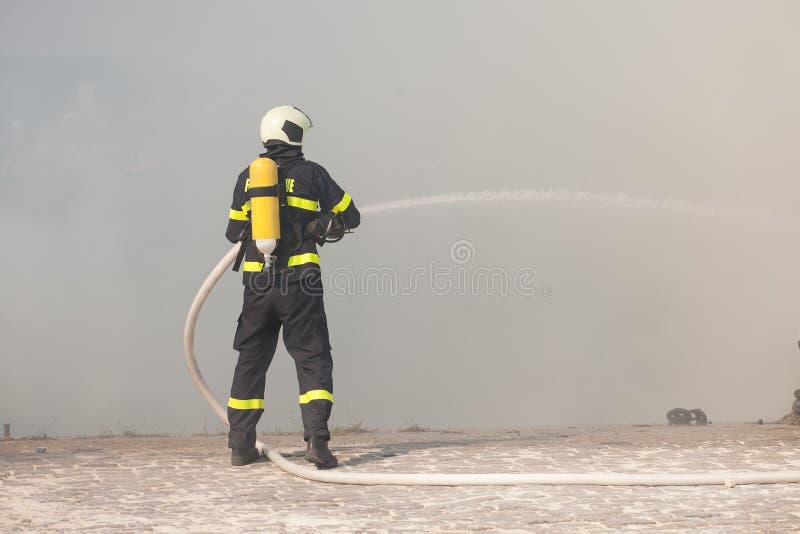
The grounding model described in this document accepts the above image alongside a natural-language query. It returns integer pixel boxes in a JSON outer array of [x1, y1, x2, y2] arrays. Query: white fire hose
[[183, 194, 800, 486]]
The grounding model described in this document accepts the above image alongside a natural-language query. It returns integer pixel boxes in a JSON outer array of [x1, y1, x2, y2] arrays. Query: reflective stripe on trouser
[[228, 397, 264, 410], [242, 261, 264, 272], [242, 254, 318, 272], [228, 278, 333, 449], [287, 253, 319, 267], [299, 389, 333, 404]]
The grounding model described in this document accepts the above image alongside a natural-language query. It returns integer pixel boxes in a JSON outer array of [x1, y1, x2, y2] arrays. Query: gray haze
[[1, 1, 799, 437]]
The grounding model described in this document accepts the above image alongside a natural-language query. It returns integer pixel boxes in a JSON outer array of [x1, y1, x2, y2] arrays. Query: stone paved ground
[[1, 424, 800, 533]]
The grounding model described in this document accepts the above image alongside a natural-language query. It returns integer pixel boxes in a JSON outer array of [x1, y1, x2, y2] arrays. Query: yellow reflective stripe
[[229, 200, 251, 221], [331, 192, 352, 214], [227, 397, 264, 410], [298, 390, 333, 404], [242, 261, 264, 272], [287, 253, 320, 267], [286, 196, 319, 211], [229, 208, 249, 221]]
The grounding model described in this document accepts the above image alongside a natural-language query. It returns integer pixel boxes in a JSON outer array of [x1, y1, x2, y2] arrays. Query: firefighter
[[225, 106, 360, 467]]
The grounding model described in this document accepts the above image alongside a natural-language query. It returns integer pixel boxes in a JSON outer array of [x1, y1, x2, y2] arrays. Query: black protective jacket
[[225, 143, 361, 285]]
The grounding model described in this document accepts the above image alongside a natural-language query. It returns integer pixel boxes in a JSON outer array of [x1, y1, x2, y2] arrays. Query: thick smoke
[[1, 1, 799, 436]]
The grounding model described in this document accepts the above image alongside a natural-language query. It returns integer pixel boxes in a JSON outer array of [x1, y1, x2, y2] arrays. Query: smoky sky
[[1, 1, 799, 437]]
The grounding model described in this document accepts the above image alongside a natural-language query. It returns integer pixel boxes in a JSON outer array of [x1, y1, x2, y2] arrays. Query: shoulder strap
[[231, 224, 251, 272]]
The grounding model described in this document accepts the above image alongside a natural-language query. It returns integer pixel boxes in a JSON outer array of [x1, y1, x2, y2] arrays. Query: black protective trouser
[[227, 278, 333, 449]]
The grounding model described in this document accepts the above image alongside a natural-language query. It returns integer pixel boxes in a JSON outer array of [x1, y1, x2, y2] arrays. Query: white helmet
[[259, 105, 313, 146]]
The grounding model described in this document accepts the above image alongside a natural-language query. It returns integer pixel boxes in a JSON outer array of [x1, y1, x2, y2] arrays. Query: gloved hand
[[305, 213, 345, 245]]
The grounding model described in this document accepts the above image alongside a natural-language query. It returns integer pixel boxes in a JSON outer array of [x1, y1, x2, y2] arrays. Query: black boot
[[231, 447, 260, 466], [305, 437, 338, 468]]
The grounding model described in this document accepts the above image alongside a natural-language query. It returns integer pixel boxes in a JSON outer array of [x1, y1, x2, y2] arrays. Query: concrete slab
[[1, 424, 799, 532]]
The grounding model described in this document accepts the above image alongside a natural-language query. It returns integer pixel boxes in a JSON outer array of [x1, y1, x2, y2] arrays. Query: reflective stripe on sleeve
[[298, 390, 333, 404], [228, 397, 264, 410], [229, 200, 251, 221], [229, 208, 249, 221], [287, 253, 320, 267], [331, 192, 352, 214], [286, 196, 319, 211]]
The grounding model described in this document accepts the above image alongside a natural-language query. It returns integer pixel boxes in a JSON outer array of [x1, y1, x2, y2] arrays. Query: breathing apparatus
[[248, 157, 281, 269]]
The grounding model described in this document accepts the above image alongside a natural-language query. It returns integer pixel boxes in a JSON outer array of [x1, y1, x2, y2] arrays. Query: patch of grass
[[399, 424, 431, 433], [332, 421, 372, 433]]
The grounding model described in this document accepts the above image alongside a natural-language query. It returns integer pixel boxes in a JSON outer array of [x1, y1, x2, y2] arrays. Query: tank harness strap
[[231, 223, 251, 272], [248, 185, 278, 198]]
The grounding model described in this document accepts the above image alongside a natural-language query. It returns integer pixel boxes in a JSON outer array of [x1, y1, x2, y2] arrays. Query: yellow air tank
[[249, 158, 280, 266]]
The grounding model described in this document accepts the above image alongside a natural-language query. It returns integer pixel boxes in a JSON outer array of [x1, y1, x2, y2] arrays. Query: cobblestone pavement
[[1, 424, 800, 532]]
